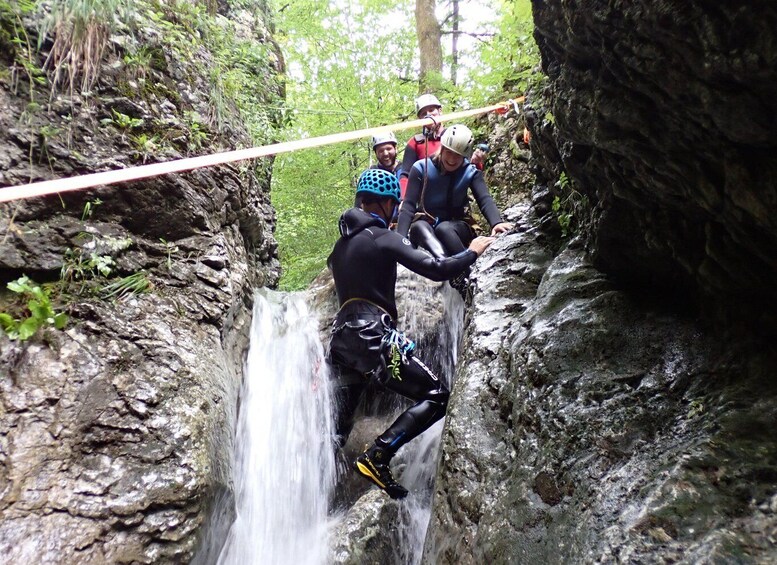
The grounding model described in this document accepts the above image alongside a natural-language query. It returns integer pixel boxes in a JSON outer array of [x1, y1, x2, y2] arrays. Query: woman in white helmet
[[398, 93, 445, 196], [397, 124, 512, 262]]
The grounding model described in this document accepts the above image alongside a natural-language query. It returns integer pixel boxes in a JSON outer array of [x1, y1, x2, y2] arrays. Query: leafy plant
[[0, 276, 68, 341], [159, 238, 179, 270], [59, 231, 150, 300], [61, 246, 116, 294], [36, 123, 61, 168], [122, 44, 154, 79], [2, 0, 46, 149], [130, 132, 161, 162], [183, 111, 208, 150], [688, 398, 705, 418], [81, 197, 103, 221], [101, 109, 144, 138], [551, 171, 588, 238]]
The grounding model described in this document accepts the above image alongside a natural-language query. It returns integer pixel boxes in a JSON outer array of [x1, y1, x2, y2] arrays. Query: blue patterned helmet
[[356, 169, 400, 202]]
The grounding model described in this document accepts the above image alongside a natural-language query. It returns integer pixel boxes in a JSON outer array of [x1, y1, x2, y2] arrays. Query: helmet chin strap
[[366, 200, 396, 227], [381, 200, 397, 224]]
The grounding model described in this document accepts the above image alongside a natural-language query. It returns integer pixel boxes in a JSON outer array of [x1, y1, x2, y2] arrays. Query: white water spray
[[394, 285, 465, 563], [218, 289, 336, 565]]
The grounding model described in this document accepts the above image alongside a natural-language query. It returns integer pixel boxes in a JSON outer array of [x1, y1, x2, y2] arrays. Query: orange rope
[[0, 97, 524, 204]]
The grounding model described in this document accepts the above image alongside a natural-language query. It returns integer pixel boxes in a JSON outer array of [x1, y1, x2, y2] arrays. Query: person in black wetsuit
[[327, 168, 494, 499]]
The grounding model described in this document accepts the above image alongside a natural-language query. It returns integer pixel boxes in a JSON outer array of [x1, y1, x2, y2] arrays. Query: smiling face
[[440, 147, 465, 172], [418, 105, 443, 135], [374, 142, 397, 168], [417, 104, 442, 119]]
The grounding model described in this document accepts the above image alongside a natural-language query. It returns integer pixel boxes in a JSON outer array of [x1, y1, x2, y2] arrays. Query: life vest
[[408, 134, 441, 160], [411, 160, 477, 221]]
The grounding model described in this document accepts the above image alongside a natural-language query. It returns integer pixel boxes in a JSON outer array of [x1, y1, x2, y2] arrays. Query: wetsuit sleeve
[[377, 230, 477, 281], [396, 164, 424, 236], [470, 169, 503, 227]]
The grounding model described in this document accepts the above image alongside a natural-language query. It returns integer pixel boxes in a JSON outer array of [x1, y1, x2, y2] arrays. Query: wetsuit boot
[[354, 443, 408, 499]]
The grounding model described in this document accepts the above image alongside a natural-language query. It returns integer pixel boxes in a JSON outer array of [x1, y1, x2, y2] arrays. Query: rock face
[[423, 4, 777, 559], [528, 0, 777, 331], [0, 3, 281, 562], [424, 202, 777, 564]]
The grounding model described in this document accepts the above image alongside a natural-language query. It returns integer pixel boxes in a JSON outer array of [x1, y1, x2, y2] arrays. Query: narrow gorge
[[1, 1, 775, 564]]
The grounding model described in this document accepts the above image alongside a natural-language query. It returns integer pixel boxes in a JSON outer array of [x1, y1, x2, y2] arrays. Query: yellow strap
[[0, 98, 523, 204]]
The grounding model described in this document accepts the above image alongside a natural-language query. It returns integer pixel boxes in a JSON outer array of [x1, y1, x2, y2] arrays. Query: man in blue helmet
[[327, 168, 494, 499]]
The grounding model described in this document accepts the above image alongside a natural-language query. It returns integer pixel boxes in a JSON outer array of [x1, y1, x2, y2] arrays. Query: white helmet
[[440, 124, 474, 158], [370, 132, 397, 149], [415, 93, 442, 117]]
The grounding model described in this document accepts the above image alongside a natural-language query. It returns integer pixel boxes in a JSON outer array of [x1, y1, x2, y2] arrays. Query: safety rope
[[419, 117, 436, 225], [0, 98, 523, 204]]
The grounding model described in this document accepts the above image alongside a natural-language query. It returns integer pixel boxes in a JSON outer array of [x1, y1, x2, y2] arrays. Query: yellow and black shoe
[[354, 445, 408, 500]]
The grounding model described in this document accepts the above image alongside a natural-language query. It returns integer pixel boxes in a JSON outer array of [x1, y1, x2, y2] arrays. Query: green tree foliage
[[269, 0, 539, 289], [271, 0, 419, 289], [466, 0, 541, 106]]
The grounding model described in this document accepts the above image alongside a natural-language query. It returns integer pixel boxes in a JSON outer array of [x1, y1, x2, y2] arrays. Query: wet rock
[[330, 490, 401, 565], [529, 0, 777, 333], [0, 3, 281, 563], [424, 201, 777, 564]]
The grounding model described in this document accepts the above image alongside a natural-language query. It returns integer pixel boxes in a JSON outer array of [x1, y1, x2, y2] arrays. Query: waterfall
[[218, 283, 464, 564], [393, 285, 464, 564], [218, 289, 336, 565]]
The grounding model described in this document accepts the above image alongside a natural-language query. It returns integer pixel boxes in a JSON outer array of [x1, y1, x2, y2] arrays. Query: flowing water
[[218, 289, 336, 565], [218, 284, 464, 564], [392, 284, 465, 563]]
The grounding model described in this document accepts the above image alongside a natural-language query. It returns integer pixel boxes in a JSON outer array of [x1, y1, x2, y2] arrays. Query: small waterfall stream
[[392, 284, 464, 563], [218, 289, 336, 565], [218, 284, 464, 564]]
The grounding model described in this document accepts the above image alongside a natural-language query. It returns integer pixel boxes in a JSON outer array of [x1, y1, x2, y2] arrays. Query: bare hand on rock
[[468, 236, 496, 256]]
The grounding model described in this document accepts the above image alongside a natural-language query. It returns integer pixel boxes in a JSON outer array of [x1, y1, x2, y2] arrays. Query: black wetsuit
[[327, 207, 476, 453]]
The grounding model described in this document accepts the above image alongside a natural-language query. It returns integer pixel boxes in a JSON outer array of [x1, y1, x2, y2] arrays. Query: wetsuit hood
[[338, 207, 387, 238]]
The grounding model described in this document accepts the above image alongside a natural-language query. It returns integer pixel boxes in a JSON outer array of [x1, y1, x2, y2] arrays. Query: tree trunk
[[415, 0, 443, 92], [451, 0, 459, 85]]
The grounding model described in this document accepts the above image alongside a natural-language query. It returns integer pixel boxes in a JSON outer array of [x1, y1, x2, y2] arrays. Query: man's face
[[471, 148, 485, 165], [440, 147, 464, 172], [417, 105, 442, 119], [375, 143, 397, 168]]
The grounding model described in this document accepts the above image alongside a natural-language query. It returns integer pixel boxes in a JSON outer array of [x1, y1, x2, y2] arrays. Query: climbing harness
[[0, 98, 523, 204]]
